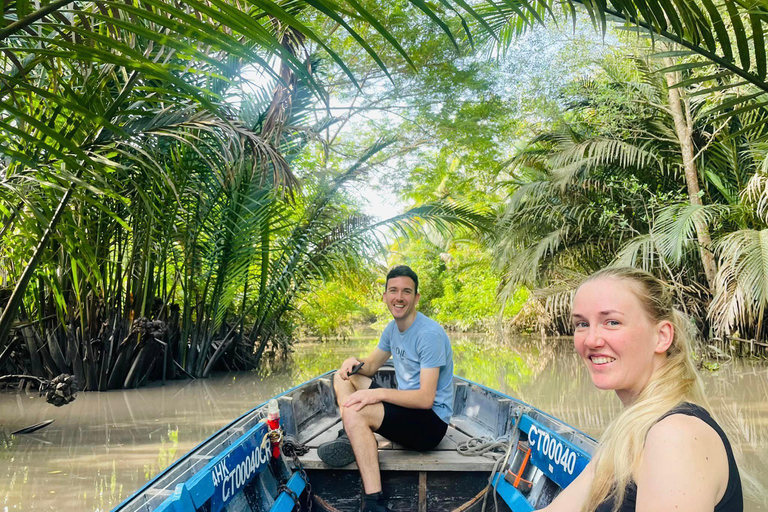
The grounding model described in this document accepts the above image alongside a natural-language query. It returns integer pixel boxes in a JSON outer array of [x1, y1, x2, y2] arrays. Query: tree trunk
[[664, 63, 717, 290], [0, 182, 76, 351]]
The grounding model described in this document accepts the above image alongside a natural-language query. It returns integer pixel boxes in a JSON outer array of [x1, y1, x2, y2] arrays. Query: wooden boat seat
[[297, 420, 497, 472]]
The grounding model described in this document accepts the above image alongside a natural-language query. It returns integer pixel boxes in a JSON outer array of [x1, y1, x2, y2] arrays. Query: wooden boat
[[112, 364, 597, 512]]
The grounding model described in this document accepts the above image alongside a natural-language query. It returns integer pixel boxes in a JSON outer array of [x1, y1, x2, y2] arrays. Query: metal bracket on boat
[[503, 406, 531, 470], [511, 405, 530, 421], [510, 405, 531, 441], [268, 427, 284, 450]]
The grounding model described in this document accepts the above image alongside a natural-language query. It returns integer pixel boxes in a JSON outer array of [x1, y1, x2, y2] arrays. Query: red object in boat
[[267, 399, 281, 458]]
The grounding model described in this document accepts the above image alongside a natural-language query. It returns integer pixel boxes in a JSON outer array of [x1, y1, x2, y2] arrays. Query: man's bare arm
[[344, 367, 439, 411], [338, 348, 391, 380]]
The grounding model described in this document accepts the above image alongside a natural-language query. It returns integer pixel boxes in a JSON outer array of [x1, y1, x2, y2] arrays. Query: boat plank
[[450, 416, 494, 439], [418, 471, 427, 512], [307, 427, 400, 449], [439, 426, 470, 449], [307, 424, 468, 451], [298, 448, 496, 471], [306, 426, 342, 448], [298, 414, 341, 445]]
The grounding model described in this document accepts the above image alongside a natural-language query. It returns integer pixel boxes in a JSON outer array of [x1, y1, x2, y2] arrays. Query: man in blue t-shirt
[[317, 266, 454, 512]]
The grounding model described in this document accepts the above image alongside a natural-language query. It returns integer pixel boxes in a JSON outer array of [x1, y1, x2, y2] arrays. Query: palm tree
[[0, 0, 495, 385], [494, 54, 768, 339], [483, 0, 768, 299]]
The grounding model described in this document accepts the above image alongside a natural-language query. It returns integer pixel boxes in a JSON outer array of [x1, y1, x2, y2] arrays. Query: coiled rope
[[455, 407, 528, 512]]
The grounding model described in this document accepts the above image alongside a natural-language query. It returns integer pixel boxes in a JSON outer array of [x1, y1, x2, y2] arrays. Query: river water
[[1, 334, 766, 511]]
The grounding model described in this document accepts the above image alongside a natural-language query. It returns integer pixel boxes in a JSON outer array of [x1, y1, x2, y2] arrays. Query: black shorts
[[369, 381, 448, 451]]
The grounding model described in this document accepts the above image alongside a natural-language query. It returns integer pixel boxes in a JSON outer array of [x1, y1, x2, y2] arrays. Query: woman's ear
[[654, 320, 675, 353]]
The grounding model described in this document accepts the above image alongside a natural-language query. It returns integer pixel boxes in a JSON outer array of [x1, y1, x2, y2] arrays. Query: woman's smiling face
[[572, 277, 673, 405]]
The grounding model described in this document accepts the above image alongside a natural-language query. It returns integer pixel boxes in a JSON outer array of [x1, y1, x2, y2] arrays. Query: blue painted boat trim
[[492, 473, 534, 512], [155, 484, 194, 512], [453, 376, 595, 512], [269, 472, 307, 512], [150, 422, 271, 512], [112, 371, 334, 512], [188, 422, 271, 510], [518, 415, 590, 489]]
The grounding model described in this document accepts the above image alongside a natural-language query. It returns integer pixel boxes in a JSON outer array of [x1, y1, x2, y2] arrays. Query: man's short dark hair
[[385, 265, 419, 294]]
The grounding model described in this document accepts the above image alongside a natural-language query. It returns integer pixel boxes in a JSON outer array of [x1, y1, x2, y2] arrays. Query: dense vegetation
[[2, 0, 767, 389]]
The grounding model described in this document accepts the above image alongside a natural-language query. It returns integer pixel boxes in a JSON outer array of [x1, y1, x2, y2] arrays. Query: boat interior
[[292, 369, 499, 512], [115, 367, 596, 512], [286, 368, 592, 512]]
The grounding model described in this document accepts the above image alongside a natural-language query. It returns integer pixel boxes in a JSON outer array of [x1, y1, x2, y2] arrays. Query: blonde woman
[[543, 268, 742, 512]]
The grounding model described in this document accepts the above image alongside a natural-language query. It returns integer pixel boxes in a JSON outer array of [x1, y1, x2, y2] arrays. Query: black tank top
[[594, 402, 743, 512]]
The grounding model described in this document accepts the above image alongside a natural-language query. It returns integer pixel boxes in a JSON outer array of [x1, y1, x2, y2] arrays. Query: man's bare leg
[[333, 372, 385, 494], [333, 371, 371, 406]]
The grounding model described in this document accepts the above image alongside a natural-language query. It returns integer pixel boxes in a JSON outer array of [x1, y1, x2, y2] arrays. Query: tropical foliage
[[0, 0, 494, 387], [494, 47, 768, 340], [3, 0, 768, 391]]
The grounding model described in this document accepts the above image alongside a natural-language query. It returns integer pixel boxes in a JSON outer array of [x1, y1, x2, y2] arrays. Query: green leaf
[[751, 13, 766, 80], [725, 0, 750, 72]]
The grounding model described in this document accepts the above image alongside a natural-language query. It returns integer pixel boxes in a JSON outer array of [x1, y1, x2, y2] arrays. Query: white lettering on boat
[[218, 436, 272, 502], [211, 460, 229, 487], [528, 425, 577, 476]]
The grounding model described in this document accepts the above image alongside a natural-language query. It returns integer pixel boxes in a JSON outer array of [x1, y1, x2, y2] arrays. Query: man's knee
[[342, 404, 383, 432], [333, 372, 356, 394], [333, 371, 345, 390], [341, 406, 369, 430], [333, 372, 371, 393]]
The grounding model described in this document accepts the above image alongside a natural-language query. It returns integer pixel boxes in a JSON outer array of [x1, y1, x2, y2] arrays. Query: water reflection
[[0, 372, 295, 511], [0, 335, 765, 511]]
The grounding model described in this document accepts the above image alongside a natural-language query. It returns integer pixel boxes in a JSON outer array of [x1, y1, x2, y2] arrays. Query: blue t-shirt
[[377, 312, 454, 424]]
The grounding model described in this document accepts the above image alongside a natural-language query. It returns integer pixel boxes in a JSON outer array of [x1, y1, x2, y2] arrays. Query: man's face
[[383, 276, 420, 321]]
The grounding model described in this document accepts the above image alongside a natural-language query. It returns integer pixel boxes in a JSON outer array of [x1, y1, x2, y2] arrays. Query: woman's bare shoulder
[[634, 413, 729, 511], [645, 411, 726, 455]]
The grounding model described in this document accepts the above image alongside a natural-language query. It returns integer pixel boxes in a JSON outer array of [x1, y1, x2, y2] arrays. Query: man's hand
[[338, 357, 361, 381], [343, 388, 384, 412]]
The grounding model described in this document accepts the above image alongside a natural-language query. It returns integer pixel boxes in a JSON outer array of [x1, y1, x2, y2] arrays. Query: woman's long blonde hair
[[579, 267, 707, 512]]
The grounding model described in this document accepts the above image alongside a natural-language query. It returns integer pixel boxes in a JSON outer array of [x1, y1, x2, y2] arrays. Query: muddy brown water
[[1, 335, 766, 511]]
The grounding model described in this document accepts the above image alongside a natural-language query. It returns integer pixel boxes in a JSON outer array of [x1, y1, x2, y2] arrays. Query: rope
[[282, 435, 310, 456], [456, 406, 529, 512], [457, 437, 510, 458]]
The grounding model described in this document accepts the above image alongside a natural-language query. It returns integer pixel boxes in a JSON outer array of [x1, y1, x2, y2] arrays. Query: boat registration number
[[185, 422, 273, 512], [519, 415, 590, 489], [210, 430, 272, 510]]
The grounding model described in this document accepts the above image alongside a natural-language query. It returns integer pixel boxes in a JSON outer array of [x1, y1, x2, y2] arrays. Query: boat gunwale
[[452, 375, 597, 444], [110, 370, 336, 512]]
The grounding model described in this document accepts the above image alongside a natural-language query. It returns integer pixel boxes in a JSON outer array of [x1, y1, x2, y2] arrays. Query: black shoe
[[317, 429, 355, 467], [361, 491, 391, 512], [362, 505, 391, 512]]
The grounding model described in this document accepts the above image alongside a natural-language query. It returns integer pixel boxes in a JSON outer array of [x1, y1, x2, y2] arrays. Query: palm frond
[[613, 233, 662, 271], [484, 0, 768, 135], [742, 169, 768, 224], [710, 229, 768, 337], [653, 202, 729, 264]]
